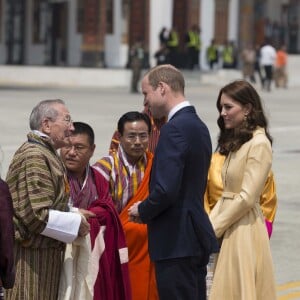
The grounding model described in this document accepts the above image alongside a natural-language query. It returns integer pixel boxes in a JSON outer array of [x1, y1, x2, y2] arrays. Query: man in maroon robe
[[60, 122, 131, 300]]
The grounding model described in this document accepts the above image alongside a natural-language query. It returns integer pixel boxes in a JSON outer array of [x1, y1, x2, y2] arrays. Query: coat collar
[[167, 101, 191, 121], [253, 127, 265, 136]]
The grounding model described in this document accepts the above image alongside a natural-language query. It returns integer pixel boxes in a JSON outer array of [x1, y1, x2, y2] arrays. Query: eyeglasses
[[48, 115, 73, 125], [63, 144, 89, 154], [124, 132, 149, 142], [62, 115, 73, 125]]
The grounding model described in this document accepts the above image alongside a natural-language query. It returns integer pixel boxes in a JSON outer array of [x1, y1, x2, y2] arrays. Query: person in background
[[5, 99, 90, 300], [208, 80, 276, 299], [206, 39, 219, 70], [185, 25, 201, 70], [94, 112, 158, 300], [260, 38, 276, 91], [274, 44, 288, 88], [154, 44, 170, 66], [222, 40, 235, 69], [167, 28, 179, 67], [0, 176, 15, 297], [254, 44, 264, 87], [59, 122, 131, 300], [158, 27, 169, 47], [129, 39, 144, 93], [128, 65, 218, 300], [241, 43, 256, 83], [194, 26, 202, 70]]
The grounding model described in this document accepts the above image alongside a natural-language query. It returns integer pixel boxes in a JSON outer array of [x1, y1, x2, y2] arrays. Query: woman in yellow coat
[[204, 152, 277, 298], [208, 80, 277, 300]]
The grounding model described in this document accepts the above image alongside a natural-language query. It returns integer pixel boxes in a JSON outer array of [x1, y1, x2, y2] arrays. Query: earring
[[243, 114, 249, 126]]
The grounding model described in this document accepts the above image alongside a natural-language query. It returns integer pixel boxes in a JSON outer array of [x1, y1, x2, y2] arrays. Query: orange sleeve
[[119, 153, 158, 300]]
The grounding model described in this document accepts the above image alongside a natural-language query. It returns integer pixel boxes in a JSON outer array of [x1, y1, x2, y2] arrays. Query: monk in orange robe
[[120, 152, 158, 300], [94, 111, 159, 300]]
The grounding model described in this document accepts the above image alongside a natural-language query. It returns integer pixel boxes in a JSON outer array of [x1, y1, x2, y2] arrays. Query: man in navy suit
[[128, 64, 218, 299]]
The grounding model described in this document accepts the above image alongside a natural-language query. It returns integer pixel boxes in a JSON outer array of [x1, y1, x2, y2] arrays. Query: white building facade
[[0, 0, 298, 68]]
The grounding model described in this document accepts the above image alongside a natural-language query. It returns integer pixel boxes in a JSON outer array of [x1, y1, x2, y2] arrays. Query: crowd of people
[[0, 64, 278, 300], [128, 26, 289, 96], [154, 26, 202, 70], [154, 27, 239, 71], [205, 36, 288, 92], [241, 38, 288, 92]]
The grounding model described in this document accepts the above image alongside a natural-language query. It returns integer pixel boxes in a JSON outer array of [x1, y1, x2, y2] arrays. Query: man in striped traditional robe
[[94, 111, 159, 300], [5, 100, 90, 300]]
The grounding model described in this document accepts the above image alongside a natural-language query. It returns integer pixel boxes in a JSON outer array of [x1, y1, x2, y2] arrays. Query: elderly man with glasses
[[93, 111, 158, 300], [5, 99, 90, 300]]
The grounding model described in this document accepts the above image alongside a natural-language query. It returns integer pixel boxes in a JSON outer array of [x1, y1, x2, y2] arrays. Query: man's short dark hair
[[72, 122, 95, 145], [117, 111, 151, 136]]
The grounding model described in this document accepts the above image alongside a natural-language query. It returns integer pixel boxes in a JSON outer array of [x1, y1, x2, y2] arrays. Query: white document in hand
[[41, 209, 82, 243]]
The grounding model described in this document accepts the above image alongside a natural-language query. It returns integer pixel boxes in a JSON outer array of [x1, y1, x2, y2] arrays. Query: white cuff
[[70, 207, 79, 213], [41, 209, 81, 243]]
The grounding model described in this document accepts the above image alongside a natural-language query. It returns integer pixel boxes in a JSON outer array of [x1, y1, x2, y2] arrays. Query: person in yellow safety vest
[[222, 40, 236, 69], [206, 39, 219, 70], [194, 26, 201, 69], [185, 25, 201, 70], [167, 28, 179, 67]]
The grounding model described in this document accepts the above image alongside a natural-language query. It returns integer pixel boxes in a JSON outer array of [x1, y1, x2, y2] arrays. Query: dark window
[[121, 0, 129, 43], [32, 0, 47, 43], [77, 0, 84, 33], [106, 0, 114, 34]]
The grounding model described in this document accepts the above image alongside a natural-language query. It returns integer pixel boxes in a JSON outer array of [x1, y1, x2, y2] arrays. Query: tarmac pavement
[[0, 72, 299, 299]]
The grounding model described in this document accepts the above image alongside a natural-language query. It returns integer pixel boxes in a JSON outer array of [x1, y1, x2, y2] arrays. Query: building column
[[81, 0, 106, 67], [149, 0, 173, 67], [104, 0, 123, 67], [239, 0, 255, 49], [128, 0, 150, 67], [228, 0, 239, 42], [200, 0, 216, 70], [172, 0, 189, 53]]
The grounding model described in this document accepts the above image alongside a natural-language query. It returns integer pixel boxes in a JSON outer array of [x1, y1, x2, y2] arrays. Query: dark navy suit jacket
[[139, 106, 218, 261]]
